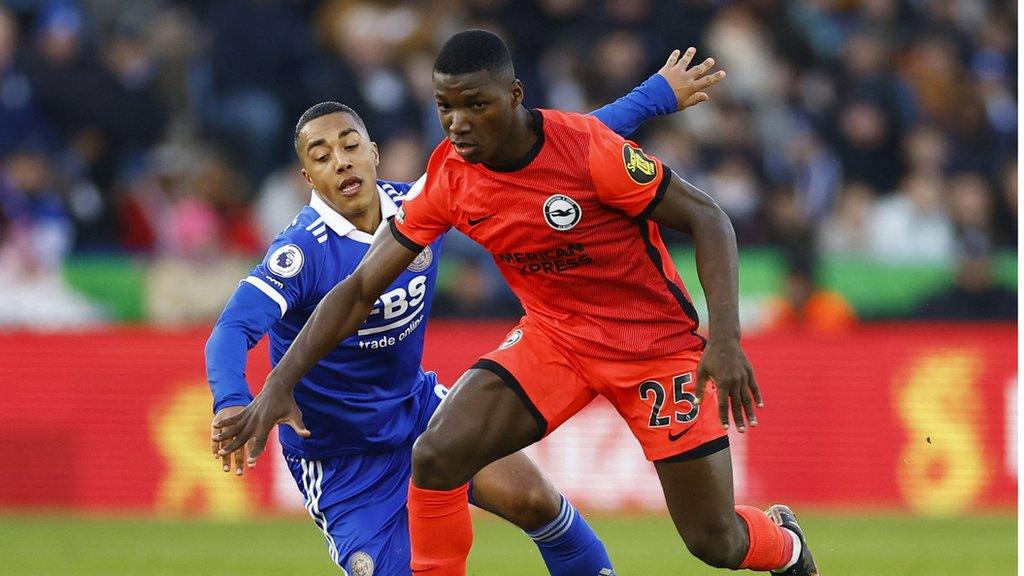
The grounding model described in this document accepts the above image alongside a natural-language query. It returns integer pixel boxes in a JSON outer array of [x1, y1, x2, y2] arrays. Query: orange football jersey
[[391, 109, 703, 360]]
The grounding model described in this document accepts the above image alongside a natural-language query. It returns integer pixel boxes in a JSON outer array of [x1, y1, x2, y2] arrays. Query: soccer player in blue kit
[[206, 48, 725, 576]]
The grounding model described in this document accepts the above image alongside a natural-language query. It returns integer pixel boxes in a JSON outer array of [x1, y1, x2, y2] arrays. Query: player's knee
[[681, 522, 745, 569], [411, 433, 460, 489]]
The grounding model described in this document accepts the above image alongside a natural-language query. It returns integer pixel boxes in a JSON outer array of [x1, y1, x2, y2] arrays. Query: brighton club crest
[[543, 194, 582, 231], [499, 329, 523, 350]]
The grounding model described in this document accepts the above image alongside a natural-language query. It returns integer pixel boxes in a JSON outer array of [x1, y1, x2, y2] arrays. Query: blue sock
[[526, 495, 615, 576]]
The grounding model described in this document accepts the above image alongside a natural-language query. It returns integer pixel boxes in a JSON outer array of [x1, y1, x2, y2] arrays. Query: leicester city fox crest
[[407, 245, 433, 272], [348, 551, 374, 576]]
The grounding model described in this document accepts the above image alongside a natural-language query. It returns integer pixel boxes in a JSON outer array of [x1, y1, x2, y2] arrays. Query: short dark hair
[[293, 102, 367, 155], [433, 29, 514, 81]]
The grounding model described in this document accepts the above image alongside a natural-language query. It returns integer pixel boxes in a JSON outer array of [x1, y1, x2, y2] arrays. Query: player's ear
[[300, 167, 313, 186], [371, 141, 379, 166], [511, 79, 524, 108]]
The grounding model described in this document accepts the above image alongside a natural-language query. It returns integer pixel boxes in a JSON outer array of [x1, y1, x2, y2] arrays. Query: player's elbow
[[705, 202, 733, 229], [204, 324, 224, 364], [344, 275, 379, 326], [694, 203, 735, 241]]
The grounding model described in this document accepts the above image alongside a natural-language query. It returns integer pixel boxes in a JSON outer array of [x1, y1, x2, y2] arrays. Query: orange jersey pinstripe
[[391, 109, 704, 360]]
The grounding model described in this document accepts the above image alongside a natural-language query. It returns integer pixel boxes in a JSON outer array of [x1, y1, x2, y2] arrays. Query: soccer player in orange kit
[[217, 30, 818, 576]]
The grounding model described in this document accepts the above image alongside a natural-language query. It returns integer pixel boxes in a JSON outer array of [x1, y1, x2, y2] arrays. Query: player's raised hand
[[657, 47, 727, 111], [212, 384, 310, 466], [211, 406, 254, 476], [694, 338, 762, 433]]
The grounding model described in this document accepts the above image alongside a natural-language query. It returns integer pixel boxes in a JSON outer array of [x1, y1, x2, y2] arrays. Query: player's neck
[[347, 205, 382, 235], [483, 106, 538, 171], [318, 191, 382, 234]]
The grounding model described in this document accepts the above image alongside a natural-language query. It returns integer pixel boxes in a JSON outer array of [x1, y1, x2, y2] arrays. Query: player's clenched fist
[[212, 384, 310, 466], [694, 337, 763, 433], [656, 47, 727, 111]]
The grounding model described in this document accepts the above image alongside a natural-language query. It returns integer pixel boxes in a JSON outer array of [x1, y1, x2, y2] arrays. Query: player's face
[[433, 70, 521, 164], [299, 112, 380, 217]]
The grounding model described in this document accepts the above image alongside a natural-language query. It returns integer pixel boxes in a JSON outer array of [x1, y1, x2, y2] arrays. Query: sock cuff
[[408, 482, 470, 518], [527, 495, 577, 543], [735, 505, 792, 571]]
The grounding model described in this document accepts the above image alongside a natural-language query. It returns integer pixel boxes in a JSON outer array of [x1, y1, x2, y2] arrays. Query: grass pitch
[[0, 511, 1014, 575]]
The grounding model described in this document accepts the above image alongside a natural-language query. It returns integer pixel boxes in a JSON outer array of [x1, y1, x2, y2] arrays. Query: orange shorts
[[475, 319, 728, 462]]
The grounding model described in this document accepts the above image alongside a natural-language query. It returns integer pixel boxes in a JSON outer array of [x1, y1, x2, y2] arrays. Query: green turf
[[0, 512, 1014, 575]]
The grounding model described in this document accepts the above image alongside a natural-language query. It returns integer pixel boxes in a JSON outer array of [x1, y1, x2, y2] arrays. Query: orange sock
[[408, 482, 472, 575], [735, 505, 794, 571]]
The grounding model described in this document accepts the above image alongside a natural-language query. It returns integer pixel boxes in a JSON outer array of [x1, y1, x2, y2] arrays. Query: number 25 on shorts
[[639, 373, 699, 428]]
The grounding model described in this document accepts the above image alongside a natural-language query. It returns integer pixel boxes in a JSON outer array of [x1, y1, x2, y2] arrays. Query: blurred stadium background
[[0, 0, 1016, 574]]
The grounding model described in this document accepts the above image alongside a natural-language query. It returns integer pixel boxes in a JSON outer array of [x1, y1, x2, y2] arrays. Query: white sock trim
[[776, 528, 801, 572], [526, 496, 575, 542]]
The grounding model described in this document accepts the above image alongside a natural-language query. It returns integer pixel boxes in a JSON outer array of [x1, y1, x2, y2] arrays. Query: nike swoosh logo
[[467, 214, 495, 226], [668, 426, 694, 442]]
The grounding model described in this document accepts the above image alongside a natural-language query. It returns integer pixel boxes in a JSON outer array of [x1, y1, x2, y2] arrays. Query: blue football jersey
[[241, 181, 442, 457]]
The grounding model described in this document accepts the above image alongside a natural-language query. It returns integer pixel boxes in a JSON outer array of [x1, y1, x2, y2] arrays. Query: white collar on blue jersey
[[308, 184, 399, 244]]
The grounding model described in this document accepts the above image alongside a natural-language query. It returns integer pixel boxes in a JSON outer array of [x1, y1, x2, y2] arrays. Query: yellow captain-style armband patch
[[621, 142, 658, 185]]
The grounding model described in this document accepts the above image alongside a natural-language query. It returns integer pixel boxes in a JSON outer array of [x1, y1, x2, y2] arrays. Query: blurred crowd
[[0, 0, 1016, 325]]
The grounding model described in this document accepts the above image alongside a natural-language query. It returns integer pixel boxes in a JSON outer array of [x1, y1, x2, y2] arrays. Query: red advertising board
[[0, 323, 1015, 515]]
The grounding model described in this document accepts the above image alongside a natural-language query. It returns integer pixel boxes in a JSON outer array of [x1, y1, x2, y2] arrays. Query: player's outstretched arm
[[590, 47, 725, 137], [214, 229, 420, 464], [647, 173, 763, 433], [206, 285, 283, 476]]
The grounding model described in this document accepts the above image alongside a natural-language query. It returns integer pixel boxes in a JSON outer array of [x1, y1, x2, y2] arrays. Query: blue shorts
[[285, 373, 449, 576]]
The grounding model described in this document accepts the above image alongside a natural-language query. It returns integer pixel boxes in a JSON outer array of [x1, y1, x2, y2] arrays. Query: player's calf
[[471, 452, 616, 576], [471, 454, 561, 531], [676, 511, 749, 568]]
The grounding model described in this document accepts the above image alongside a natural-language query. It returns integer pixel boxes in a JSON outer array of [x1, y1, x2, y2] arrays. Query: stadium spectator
[[254, 161, 309, 244], [830, 99, 902, 193], [912, 231, 1016, 320], [23, 1, 165, 249], [819, 182, 876, 257], [0, 6, 50, 157], [378, 130, 428, 184], [902, 125, 951, 180], [0, 142, 103, 326], [868, 172, 955, 264], [197, 0, 312, 184], [309, 0, 426, 144], [126, 143, 260, 325], [761, 253, 857, 333], [765, 124, 842, 224]]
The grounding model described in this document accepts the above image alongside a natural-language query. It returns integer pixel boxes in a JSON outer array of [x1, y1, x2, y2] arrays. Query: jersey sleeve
[[245, 227, 321, 316], [205, 283, 281, 412], [587, 122, 673, 218], [389, 147, 455, 250], [589, 73, 676, 138]]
